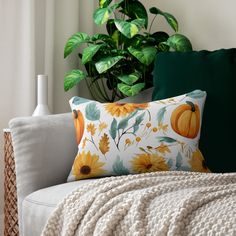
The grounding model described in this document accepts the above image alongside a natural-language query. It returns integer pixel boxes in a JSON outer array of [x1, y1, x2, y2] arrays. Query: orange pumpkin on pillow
[[73, 110, 84, 145], [171, 101, 200, 139]]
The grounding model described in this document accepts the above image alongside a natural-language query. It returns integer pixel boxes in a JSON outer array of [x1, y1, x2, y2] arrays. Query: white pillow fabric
[[68, 90, 210, 181]]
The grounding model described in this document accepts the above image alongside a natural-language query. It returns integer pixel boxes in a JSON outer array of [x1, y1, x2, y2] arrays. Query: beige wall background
[[0, 0, 97, 233], [0, 0, 236, 233], [144, 0, 236, 50]]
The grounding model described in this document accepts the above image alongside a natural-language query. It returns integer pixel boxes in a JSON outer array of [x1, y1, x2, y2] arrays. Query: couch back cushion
[[152, 49, 236, 172]]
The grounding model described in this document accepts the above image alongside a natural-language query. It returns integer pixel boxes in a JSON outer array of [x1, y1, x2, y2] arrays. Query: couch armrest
[[9, 113, 77, 233]]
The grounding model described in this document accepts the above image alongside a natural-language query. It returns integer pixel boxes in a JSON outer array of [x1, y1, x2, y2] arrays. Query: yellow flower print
[[72, 151, 106, 180], [130, 153, 169, 173], [82, 137, 88, 148], [125, 138, 132, 145], [189, 149, 211, 173], [99, 122, 108, 132], [155, 143, 171, 155], [136, 136, 141, 143], [104, 103, 148, 117], [87, 123, 96, 136], [159, 123, 168, 132], [152, 127, 158, 133], [125, 138, 133, 150]]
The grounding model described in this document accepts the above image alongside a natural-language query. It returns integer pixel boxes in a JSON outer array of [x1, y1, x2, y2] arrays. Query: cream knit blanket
[[42, 172, 236, 236]]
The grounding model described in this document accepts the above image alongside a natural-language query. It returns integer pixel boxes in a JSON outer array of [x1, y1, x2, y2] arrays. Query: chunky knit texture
[[42, 172, 236, 236]]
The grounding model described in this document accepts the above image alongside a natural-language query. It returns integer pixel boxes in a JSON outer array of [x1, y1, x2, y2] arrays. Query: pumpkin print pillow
[[67, 90, 210, 181]]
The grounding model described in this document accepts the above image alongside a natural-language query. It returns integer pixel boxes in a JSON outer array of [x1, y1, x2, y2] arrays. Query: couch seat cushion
[[22, 179, 98, 236]]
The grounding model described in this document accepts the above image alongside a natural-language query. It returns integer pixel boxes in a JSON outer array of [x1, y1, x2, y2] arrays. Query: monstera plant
[[64, 0, 192, 102]]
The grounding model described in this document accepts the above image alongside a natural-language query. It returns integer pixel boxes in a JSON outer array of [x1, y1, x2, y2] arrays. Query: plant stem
[[149, 15, 157, 35], [91, 136, 98, 150], [86, 77, 104, 101], [100, 77, 111, 101], [94, 79, 109, 101]]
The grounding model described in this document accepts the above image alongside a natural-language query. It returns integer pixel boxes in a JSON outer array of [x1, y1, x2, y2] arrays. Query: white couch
[[9, 88, 153, 236]]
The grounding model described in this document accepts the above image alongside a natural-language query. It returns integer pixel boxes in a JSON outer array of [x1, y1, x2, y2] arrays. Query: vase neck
[[37, 75, 48, 105]]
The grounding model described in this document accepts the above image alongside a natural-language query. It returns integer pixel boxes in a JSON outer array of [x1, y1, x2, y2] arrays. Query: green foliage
[[117, 73, 140, 85], [64, 33, 89, 58], [64, 0, 193, 102], [166, 34, 193, 52], [128, 46, 157, 66], [82, 44, 103, 64], [64, 70, 86, 91], [93, 7, 111, 25], [118, 83, 145, 96], [114, 19, 145, 38], [95, 56, 124, 74], [149, 7, 178, 32]]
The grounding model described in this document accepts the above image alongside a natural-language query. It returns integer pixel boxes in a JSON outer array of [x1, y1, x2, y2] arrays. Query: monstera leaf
[[93, 7, 111, 25], [64, 70, 86, 91], [120, 0, 148, 28], [166, 34, 193, 52], [64, 33, 90, 58], [99, 0, 112, 8], [82, 44, 103, 64], [95, 56, 124, 74], [128, 46, 157, 66], [118, 83, 145, 96], [149, 7, 178, 32], [117, 73, 140, 85], [114, 19, 145, 39]]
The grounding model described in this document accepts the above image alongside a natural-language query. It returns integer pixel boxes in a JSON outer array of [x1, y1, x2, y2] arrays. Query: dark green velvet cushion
[[152, 49, 236, 173]]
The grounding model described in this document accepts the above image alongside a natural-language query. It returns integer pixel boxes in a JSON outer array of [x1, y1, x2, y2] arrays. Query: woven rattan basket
[[4, 130, 19, 236]]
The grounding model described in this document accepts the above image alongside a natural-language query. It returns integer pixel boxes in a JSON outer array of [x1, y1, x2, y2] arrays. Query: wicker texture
[[4, 131, 19, 236]]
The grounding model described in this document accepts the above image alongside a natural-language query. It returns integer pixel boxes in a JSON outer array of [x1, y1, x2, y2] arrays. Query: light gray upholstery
[[22, 179, 98, 236], [9, 113, 77, 235], [9, 88, 153, 236]]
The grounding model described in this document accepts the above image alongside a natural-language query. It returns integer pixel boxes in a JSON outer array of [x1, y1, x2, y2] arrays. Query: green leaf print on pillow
[[85, 102, 101, 121], [109, 118, 118, 139], [156, 107, 166, 125], [112, 156, 130, 175], [133, 112, 145, 133], [117, 110, 139, 130]]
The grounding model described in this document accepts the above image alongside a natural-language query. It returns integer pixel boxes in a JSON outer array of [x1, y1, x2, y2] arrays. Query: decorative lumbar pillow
[[152, 49, 236, 172], [68, 90, 209, 181]]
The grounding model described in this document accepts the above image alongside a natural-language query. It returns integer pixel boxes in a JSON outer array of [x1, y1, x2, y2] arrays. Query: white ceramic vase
[[32, 75, 52, 116]]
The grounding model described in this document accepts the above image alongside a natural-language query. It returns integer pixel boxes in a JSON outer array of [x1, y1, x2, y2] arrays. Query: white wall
[[143, 0, 236, 50], [0, 0, 97, 233]]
